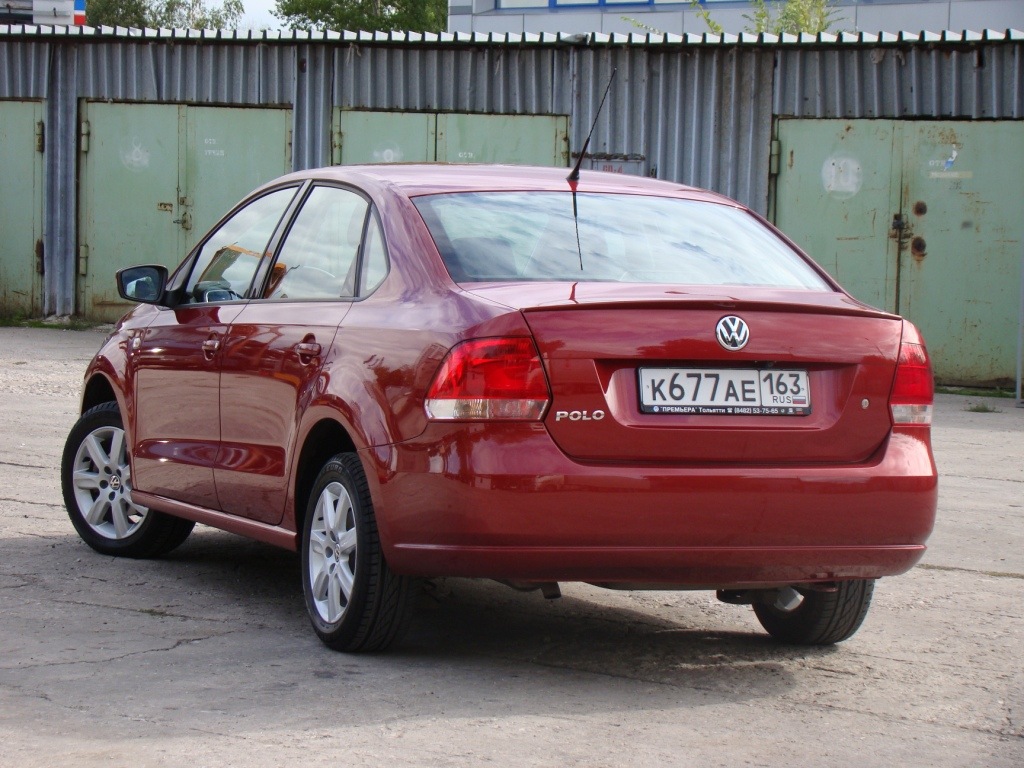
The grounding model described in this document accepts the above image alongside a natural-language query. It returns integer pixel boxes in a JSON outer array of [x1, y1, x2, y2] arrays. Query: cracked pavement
[[0, 327, 1021, 767]]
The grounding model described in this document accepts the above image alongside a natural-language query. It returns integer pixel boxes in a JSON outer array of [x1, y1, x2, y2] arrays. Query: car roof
[[268, 163, 738, 206]]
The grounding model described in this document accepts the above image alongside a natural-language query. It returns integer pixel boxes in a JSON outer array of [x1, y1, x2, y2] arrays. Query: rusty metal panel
[[775, 119, 901, 312], [775, 118, 1024, 385], [898, 121, 1024, 386]]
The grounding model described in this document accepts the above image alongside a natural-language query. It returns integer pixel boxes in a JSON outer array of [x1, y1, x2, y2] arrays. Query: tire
[[61, 401, 195, 558], [752, 579, 875, 645], [301, 453, 415, 652]]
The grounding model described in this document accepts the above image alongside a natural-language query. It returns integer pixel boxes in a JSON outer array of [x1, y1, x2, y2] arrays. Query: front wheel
[[62, 401, 195, 558], [752, 580, 875, 645], [301, 453, 416, 652]]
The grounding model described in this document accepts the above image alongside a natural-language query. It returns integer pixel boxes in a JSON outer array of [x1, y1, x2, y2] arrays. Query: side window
[[184, 187, 297, 303], [266, 186, 369, 300], [359, 213, 389, 295]]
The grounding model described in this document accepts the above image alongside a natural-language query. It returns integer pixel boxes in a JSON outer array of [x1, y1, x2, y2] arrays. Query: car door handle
[[201, 338, 220, 358], [295, 341, 322, 363]]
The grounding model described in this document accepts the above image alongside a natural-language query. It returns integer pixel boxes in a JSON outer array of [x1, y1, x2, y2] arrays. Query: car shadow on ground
[[173, 527, 835, 664], [31, 527, 840, 701], [399, 577, 839, 688]]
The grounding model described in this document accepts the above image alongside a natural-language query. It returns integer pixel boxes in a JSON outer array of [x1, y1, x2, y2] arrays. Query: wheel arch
[[292, 418, 358, 541], [81, 373, 118, 414]]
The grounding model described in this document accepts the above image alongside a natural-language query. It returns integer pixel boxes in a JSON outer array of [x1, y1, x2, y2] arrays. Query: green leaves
[[86, 0, 245, 29], [744, 0, 839, 35], [85, 0, 151, 27], [690, 0, 840, 36], [274, 0, 449, 33]]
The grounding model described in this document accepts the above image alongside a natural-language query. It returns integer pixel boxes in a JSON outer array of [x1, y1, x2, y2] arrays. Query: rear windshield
[[413, 191, 830, 290]]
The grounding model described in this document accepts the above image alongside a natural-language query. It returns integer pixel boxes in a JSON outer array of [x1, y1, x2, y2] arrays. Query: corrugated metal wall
[[775, 44, 1024, 118], [0, 30, 1021, 316], [591, 46, 774, 209], [0, 40, 48, 96]]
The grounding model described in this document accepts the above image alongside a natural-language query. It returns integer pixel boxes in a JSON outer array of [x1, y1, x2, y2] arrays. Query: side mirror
[[117, 265, 168, 304]]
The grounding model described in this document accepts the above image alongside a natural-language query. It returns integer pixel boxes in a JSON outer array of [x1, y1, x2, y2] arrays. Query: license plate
[[638, 368, 812, 416]]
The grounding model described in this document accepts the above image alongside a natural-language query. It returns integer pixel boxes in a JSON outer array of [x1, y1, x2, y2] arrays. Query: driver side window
[[184, 187, 297, 304]]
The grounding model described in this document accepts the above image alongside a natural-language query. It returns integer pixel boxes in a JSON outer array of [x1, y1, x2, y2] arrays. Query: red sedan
[[61, 165, 937, 651]]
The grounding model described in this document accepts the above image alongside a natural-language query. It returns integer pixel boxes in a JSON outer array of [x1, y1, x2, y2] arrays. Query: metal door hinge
[[331, 129, 343, 165], [35, 121, 45, 153], [78, 244, 88, 276], [769, 139, 781, 176], [35, 240, 44, 275], [80, 121, 90, 153]]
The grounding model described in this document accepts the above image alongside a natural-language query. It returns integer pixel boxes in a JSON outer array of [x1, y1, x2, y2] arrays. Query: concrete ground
[[0, 326, 1020, 767]]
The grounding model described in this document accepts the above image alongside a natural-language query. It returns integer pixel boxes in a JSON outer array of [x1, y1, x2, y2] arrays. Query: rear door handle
[[295, 341, 322, 363], [201, 338, 220, 358]]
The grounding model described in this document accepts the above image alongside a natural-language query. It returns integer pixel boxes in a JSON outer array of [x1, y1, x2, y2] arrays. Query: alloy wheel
[[307, 481, 358, 624], [70, 425, 147, 540]]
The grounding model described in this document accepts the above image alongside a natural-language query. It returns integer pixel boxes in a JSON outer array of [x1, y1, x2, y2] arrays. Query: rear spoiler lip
[[459, 282, 900, 321]]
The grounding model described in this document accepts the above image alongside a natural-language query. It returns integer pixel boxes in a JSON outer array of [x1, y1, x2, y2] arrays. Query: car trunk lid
[[465, 283, 902, 465]]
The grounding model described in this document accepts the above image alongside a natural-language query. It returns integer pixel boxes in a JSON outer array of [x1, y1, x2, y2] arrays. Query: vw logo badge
[[716, 316, 750, 351]]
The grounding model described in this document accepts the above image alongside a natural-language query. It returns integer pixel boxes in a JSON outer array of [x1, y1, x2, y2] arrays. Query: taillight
[[890, 339, 933, 425], [426, 337, 551, 421]]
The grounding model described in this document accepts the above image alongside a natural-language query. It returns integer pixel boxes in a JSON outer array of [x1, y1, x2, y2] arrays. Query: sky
[[241, 0, 279, 29]]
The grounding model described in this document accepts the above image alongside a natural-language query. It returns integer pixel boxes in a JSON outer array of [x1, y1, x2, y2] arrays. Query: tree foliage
[[274, 0, 448, 33], [87, 0, 245, 28], [744, 0, 838, 35], [86, 0, 151, 27], [152, 0, 245, 28], [690, 0, 839, 36]]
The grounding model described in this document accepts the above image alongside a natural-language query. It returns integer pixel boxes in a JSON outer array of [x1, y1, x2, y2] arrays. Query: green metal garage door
[[78, 102, 291, 322], [0, 100, 44, 317], [775, 119, 1024, 386]]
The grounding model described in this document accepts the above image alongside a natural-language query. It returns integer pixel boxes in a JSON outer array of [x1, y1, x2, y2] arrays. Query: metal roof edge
[[1, 25, 1022, 47]]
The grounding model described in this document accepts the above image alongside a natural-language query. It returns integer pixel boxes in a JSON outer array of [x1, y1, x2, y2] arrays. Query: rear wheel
[[61, 401, 195, 558], [752, 580, 875, 645], [301, 453, 415, 652]]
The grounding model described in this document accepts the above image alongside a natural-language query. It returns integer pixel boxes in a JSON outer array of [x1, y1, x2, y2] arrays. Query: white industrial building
[[448, 0, 1024, 35]]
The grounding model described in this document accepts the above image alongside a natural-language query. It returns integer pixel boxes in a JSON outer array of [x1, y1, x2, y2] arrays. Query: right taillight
[[890, 339, 933, 425]]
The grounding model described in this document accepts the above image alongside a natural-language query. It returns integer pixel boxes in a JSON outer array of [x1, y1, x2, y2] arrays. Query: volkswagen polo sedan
[[62, 164, 937, 652]]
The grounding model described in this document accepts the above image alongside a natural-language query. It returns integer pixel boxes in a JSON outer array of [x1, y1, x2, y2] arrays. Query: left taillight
[[425, 337, 551, 421], [889, 332, 934, 426]]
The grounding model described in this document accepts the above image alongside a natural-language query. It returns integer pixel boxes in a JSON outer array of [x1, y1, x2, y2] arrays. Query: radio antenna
[[567, 67, 616, 270], [567, 67, 617, 183]]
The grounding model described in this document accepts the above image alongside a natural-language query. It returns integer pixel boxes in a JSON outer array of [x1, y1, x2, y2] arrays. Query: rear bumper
[[364, 424, 937, 586]]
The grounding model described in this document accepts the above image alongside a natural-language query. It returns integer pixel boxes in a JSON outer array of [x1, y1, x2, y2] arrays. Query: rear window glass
[[413, 192, 830, 290]]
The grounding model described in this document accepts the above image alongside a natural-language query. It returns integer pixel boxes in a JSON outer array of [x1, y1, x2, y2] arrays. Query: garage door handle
[[201, 338, 220, 357], [295, 342, 322, 362]]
